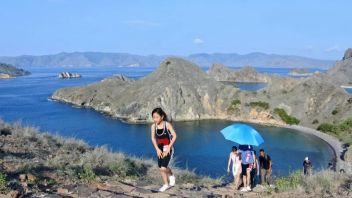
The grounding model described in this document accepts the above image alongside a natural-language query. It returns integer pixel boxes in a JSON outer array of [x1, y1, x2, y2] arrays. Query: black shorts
[[241, 163, 253, 176], [157, 145, 174, 168]]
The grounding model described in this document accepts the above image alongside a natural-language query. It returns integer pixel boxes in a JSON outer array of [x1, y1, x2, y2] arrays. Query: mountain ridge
[[0, 51, 334, 68]]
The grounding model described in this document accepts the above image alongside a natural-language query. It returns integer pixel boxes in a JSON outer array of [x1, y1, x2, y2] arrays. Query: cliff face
[[343, 48, 352, 60], [52, 57, 238, 122], [207, 53, 352, 128], [264, 74, 351, 127], [326, 49, 352, 86], [208, 64, 270, 83]]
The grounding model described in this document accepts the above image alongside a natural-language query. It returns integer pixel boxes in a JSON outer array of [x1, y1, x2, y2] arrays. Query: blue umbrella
[[220, 123, 264, 146]]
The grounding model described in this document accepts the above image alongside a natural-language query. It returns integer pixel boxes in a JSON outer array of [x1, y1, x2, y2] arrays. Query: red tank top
[[155, 121, 172, 146]]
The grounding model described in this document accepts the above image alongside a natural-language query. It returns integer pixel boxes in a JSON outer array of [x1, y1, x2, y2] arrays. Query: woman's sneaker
[[240, 187, 248, 192], [158, 184, 170, 192], [169, 175, 176, 186], [246, 186, 251, 191]]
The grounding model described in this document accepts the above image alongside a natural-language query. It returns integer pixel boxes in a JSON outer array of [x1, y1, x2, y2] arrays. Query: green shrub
[[78, 167, 96, 183], [317, 118, 352, 144], [274, 108, 300, 125], [340, 118, 352, 130], [0, 172, 6, 192], [332, 109, 338, 115], [250, 101, 269, 110], [227, 99, 241, 111], [312, 119, 319, 124], [123, 158, 148, 177], [300, 170, 349, 195], [317, 118, 352, 133], [275, 171, 302, 191], [317, 123, 338, 133], [231, 99, 241, 106]]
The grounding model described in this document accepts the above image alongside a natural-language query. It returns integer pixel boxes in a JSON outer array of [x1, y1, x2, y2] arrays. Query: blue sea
[[346, 88, 352, 94], [0, 67, 335, 177]]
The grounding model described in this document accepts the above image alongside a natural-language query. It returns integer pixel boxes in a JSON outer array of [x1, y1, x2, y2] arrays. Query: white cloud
[[193, 38, 204, 45], [122, 20, 159, 27], [325, 45, 340, 52]]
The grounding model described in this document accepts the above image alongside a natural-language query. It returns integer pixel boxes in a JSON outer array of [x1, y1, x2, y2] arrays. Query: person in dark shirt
[[150, 108, 177, 192], [259, 149, 272, 185], [303, 157, 312, 175]]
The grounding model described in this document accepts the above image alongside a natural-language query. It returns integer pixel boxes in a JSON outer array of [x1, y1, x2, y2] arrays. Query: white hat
[[305, 157, 309, 161]]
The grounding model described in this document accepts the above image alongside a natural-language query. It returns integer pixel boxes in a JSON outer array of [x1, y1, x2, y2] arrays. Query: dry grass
[[275, 170, 352, 197], [0, 119, 222, 186]]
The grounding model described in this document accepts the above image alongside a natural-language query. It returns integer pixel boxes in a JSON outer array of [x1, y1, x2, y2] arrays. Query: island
[[288, 68, 315, 77], [0, 63, 30, 79], [58, 72, 82, 79]]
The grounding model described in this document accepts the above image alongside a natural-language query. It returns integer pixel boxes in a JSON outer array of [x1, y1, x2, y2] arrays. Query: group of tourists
[[149, 107, 315, 193], [227, 145, 272, 192]]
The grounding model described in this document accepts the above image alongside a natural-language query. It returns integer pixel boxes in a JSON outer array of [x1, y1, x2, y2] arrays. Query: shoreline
[[283, 125, 342, 159], [225, 118, 342, 164]]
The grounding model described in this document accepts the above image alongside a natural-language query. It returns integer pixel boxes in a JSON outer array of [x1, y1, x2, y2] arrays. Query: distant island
[[0, 63, 30, 79], [0, 51, 334, 69], [58, 72, 82, 79], [288, 68, 315, 77]]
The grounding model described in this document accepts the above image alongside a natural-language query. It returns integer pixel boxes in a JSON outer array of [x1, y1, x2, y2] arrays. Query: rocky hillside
[[256, 74, 351, 127], [326, 48, 352, 86], [205, 50, 352, 128], [51, 57, 238, 123], [51, 55, 351, 128], [0, 63, 30, 79]]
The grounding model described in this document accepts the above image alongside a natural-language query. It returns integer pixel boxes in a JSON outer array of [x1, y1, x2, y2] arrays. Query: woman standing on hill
[[227, 146, 242, 190], [150, 108, 177, 192]]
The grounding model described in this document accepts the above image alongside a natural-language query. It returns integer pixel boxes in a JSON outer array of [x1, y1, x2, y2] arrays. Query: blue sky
[[1, 0, 351, 60]]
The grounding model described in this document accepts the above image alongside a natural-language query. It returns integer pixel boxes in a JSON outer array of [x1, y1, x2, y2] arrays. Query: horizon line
[[0, 51, 337, 61]]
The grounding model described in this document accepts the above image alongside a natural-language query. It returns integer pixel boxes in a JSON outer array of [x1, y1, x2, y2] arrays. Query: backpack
[[242, 150, 254, 164]]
